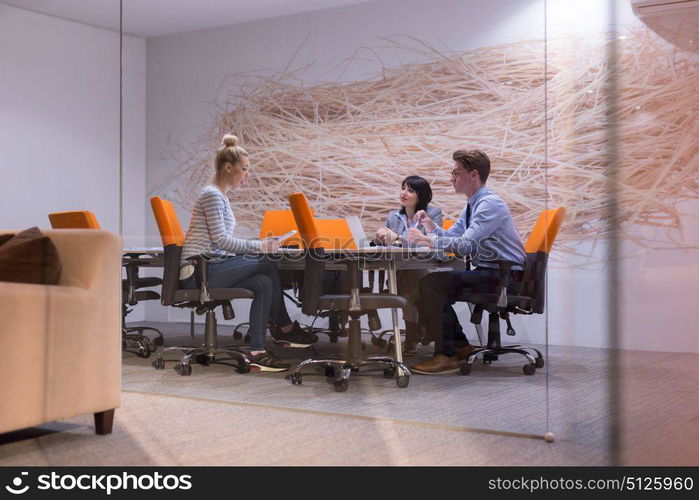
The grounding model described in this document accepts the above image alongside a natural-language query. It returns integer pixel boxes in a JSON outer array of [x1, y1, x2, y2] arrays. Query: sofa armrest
[[42, 229, 122, 292]]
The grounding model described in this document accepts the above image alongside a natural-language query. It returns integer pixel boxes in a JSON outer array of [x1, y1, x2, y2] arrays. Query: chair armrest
[[186, 255, 211, 302]]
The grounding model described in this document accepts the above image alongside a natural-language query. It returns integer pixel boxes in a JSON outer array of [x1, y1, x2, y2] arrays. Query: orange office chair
[[49, 210, 163, 357], [287, 192, 410, 391], [149, 196, 252, 375], [258, 209, 307, 248], [458, 207, 566, 376], [288, 193, 383, 342]]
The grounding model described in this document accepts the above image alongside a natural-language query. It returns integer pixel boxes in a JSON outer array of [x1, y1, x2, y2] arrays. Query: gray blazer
[[384, 205, 443, 246]]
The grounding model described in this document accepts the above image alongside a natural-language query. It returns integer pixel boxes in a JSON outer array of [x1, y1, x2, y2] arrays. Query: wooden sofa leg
[[94, 409, 115, 435]]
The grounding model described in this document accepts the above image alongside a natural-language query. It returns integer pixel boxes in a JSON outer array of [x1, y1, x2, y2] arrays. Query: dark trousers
[[417, 269, 503, 357]]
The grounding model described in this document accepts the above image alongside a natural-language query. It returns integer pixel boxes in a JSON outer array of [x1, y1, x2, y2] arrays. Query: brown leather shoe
[[455, 344, 479, 360], [410, 354, 460, 375]]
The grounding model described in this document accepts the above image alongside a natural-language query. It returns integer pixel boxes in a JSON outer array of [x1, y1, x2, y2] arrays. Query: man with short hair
[[407, 149, 526, 374]]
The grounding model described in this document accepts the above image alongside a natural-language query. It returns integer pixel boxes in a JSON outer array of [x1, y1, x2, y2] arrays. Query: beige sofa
[[0, 229, 122, 435]]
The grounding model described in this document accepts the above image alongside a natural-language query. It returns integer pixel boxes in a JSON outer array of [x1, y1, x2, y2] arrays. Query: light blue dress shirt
[[385, 205, 443, 247], [430, 186, 525, 270]]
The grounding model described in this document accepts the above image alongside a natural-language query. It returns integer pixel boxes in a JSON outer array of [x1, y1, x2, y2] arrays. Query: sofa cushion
[[0, 227, 62, 285]]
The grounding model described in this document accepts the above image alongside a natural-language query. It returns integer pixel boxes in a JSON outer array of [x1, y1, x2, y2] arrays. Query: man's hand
[[258, 237, 281, 252], [413, 210, 437, 233], [407, 227, 432, 247]]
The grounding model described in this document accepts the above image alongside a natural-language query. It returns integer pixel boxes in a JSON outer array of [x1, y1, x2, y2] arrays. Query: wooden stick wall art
[[154, 29, 698, 254]]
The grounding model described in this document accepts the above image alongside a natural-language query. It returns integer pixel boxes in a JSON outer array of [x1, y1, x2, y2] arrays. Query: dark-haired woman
[[374, 176, 443, 352]]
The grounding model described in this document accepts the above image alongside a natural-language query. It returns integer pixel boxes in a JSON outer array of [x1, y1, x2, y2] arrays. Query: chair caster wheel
[[372, 337, 387, 348], [523, 363, 536, 375], [243, 334, 250, 343], [383, 366, 396, 379], [460, 363, 472, 375], [535, 357, 545, 369], [236, 363, 250, 374], [333, 379, 348, 392], [174, 363, 192, 376], [483, 352, 498, 364], [286, 373, 302, 385], [152, 358, 165, 370], [153, 336, 164, 346], [396, 375, 409, 388], [324, 365, 336, 378], [232, 331, 242, 340], [195, 354, 210, 365], [137, 346, 151, 358]]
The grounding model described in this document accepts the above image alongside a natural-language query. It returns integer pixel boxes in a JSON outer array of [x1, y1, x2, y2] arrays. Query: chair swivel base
[[121, 333, 153, 358], [151, 309, 251, 375], [460, 345, 544, 376], [285, 355, 411, 392], [152, 346, 251, 375], [125, 325, 164, 346]]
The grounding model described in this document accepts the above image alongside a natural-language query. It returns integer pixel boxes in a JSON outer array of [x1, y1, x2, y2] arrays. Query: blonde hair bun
[[222, 134, 238, 147]]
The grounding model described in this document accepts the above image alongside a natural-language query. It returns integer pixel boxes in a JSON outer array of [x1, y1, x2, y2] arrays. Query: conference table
[[122, 246, 470, 367]]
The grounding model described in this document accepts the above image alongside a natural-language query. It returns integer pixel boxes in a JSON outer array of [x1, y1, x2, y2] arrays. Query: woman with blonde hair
[[179, 134, 317, 372]]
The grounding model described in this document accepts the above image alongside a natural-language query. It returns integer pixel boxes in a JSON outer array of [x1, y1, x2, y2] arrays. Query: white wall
[[0, 4, 146, 246], [0, 4, 148, 320], [143, 0, 698, 352]]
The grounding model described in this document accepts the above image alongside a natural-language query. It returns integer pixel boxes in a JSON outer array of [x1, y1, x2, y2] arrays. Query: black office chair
[[457, 207, 565, 376], [121, 257, 164, 357], [150, 196, 252, 375]]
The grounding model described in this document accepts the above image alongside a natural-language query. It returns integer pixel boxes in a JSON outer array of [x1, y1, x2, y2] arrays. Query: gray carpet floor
[[1, 321, 697, 466]]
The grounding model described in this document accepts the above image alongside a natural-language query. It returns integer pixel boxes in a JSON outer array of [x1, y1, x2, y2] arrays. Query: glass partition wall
[[118, 0, 635, 463]]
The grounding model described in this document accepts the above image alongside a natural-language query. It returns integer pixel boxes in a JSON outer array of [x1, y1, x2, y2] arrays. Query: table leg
[[386, 258, 403, 365], [346, 261, 362, 362]]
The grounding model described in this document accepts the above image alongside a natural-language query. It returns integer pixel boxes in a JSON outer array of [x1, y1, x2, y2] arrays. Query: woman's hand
[[375, 227, 399, 245], [407, 227, 432, 247], [258, 237, 280, 253], [412, 210, 436, 233]]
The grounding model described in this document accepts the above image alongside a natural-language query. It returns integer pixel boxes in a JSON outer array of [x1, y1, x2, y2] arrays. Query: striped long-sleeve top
[[179, 185, 260, 279]]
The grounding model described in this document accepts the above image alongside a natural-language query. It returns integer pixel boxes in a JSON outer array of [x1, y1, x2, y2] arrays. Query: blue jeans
[[180, 255, 292, 351]]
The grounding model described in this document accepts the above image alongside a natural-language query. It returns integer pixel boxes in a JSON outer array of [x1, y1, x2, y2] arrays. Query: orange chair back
[[288, 192, 356, 249], [524, 207, 566, 254], [315, 219, 357, 250], [288, 192, 321, 248], [258, 209, 307, 248], [150, 196, 185, 246], [49, 210, 101, 230]]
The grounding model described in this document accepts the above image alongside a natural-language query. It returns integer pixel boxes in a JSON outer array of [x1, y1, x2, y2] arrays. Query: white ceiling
[[0, 0, 375, 37]]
